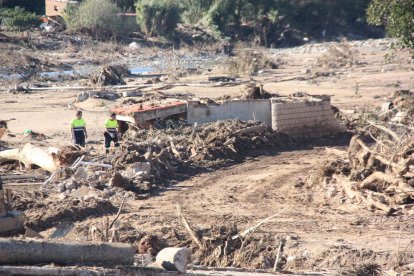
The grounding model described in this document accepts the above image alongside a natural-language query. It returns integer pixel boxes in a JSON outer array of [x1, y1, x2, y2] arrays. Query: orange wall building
[[45, 0, 78, 17]]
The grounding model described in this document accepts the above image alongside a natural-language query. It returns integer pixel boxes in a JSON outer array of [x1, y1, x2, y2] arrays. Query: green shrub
[[63, 0, 126, 40], [0, 7, 38, 30], [135, 0, 182, 37], [181, 0, 212, 25], [367, 0, 414, 50]]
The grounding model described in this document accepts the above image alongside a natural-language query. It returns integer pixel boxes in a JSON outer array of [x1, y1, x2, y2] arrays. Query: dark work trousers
[[104, 131, 119, 153], [73, 129, 86, 147]]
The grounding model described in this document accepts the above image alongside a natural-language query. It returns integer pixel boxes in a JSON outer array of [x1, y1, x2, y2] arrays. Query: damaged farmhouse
[[111, 95, 345, 140]]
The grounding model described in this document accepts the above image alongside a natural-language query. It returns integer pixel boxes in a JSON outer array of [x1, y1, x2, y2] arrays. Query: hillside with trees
[[1, 0, 413, 51]]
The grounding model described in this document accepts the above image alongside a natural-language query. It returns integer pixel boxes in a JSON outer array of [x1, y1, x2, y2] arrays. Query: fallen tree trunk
[[360, 172, 414, 193], [0, 239, 134, 266], [0, 143, 57, 172], [349, 136, 405, 173], [342, 181, 394, 214]]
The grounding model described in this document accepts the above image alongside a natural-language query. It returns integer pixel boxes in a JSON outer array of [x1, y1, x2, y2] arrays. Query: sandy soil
[[1, 34, 414, 274]]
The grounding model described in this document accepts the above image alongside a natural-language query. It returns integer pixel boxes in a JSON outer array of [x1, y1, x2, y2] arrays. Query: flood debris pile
[[227, 48, 281, 76], [5, 120, 291, 216], [168, 206, 287, 270], [113, 120, 292, 187], [217, 83, 278, 101], [337, 90, 414, 131], [309, 91, 414, 215], [379, 90, 414, 123], [193, 224, 279, 269], [91, 65, 128, 86]]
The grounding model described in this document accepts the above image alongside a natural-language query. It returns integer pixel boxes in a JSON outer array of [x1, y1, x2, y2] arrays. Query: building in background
[[45, 0, 79, 17]]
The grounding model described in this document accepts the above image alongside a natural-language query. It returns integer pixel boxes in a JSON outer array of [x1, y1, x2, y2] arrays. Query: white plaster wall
[[187, 100, 271, 125]]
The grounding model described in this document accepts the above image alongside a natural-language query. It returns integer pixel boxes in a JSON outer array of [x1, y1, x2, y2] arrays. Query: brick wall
[[271, 98, 345, 139]]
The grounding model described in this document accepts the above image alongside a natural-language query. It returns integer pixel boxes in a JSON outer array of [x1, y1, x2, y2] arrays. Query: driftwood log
[[342, 181, 394, 214], [0, 143, 57, 172], [0, 239, 134, 266]]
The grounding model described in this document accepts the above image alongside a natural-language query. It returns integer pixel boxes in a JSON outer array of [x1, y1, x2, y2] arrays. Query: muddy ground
[[0, 32, 414, 275]]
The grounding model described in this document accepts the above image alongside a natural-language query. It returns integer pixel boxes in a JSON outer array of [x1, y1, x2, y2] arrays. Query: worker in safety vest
[[104, 113, 120, 154], [71, 111, 87, 147]]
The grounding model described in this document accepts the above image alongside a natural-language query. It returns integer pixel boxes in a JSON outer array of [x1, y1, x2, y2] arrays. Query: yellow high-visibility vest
[[105, 119, 118, 129], [71, 118, 86, 128]]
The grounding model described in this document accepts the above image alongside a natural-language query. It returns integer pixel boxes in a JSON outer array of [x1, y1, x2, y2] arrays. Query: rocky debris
[[109, 172, 130, 189], [91, 65, 128, 86]]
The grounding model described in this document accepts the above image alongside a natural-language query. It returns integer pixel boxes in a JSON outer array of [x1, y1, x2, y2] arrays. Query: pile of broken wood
[[113, 119, 292, 186], [91, 65, 128, 86], [175, 205, 287, 270], [310, 92, 414, 215]]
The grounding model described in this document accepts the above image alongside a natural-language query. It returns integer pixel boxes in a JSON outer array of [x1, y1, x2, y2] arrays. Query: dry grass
[[316, 41, 359, 68]]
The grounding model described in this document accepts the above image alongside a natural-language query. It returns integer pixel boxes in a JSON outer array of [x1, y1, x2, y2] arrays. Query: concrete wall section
[[271, 99, 345, 139], [187, 100, 272, 125]]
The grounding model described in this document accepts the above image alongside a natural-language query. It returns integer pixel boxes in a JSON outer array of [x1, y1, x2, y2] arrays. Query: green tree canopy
[[367, 0, 414, 49]]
